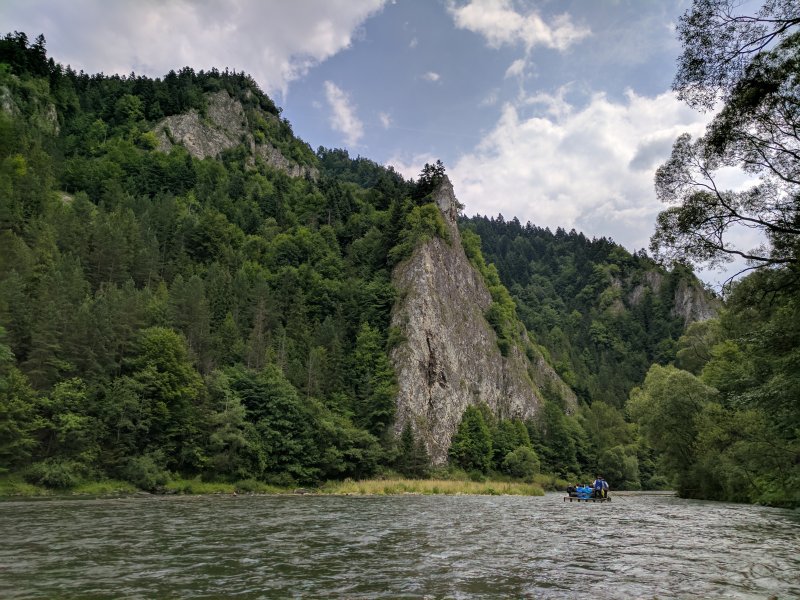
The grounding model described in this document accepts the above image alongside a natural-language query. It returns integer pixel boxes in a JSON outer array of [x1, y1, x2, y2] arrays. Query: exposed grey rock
[[153, 90, 317, 179], [0, 85, 16, 116], [671, 278, 720, 323], [628, 269, 719, 324], [390, 177, 576, 464], [153, 91, 245, 160], [1, 83, 59, 135], [43, 103, 60, 136]]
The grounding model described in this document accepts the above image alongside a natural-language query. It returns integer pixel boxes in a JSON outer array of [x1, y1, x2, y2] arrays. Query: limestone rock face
[[390, 177, 576, 464], [628, 270, 720, 324], [671, 278, 720, 322], [0, 83, 60, 135], [153, 90, 316, 179]]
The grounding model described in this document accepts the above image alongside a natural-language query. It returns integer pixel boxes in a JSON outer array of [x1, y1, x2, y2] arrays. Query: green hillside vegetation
[[0, 32, 420, 490], [629, 0, 800, 507], [461, 216, 695, 407], [0, 18, 797, 507]]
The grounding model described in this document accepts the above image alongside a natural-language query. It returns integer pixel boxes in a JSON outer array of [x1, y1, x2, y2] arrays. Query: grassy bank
[[1, 474, 557, 498], [0, 475, 138, 497], [318, 478, 544, 496]]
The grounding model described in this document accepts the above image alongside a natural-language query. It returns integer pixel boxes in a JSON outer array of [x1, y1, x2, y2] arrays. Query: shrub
[[502, 446, 541, 479], [24, 459, 85, 489], [121, 455, 170, 492]]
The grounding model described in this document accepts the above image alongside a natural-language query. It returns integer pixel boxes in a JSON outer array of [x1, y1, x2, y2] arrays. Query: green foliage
[[395, 422, 431, 479], [654, 1, 800, 272], [351, 323, 397, 437], [24, 458, 86, 489], [461, 229, 523, 356], [0, 39, 533, 494], [461, 216, 692, 407], [449, 405, 493, 473], [501, 446, 540, 479], [412, 160, 448, 202], [674, 319, 722, 374], [3, 30, 794, 507], [388, 203, 450, 264], [529, 402, 580, 478], [0, 329, 39, 471], [120, 454, 171, 492], [628, 364, 717, 477]]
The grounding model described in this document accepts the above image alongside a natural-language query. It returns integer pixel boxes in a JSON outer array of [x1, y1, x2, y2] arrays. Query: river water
[[1, 492, 798, 599]]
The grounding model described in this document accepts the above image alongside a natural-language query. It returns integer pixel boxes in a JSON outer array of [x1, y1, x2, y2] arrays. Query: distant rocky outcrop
[[671, 278, 719, 322], [628, 270, 720, 324], [153, 90, 316, 179], [0, 82, 60, 135], [390, 177, 577, 464]]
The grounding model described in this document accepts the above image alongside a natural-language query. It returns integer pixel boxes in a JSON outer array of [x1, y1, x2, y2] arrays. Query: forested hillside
[[0, 14, 796, 507], [461, 216, 716, 407], [630, 0, 799, 507], [0, 32, 665, 492], [0, 32, 419, 488]]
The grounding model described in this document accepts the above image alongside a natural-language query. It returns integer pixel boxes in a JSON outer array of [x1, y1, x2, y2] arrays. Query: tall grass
[[0, 475, 51, 496], [1, 474, 554, 498], [71, 480, 138, 495], [164, 477, 288, 495], [319, 478, 544, 496]]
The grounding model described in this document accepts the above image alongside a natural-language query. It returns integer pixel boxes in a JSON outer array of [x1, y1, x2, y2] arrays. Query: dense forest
[[461, 216, 698, 408], [0, 32, 662, 492], [0, 0, 797, 508], [631, 0, 799, 506]]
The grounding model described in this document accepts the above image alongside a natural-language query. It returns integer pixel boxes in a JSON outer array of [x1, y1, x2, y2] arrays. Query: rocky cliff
[[153, 90, 317, 179], [390, 178, 577, 464], [628, 271, 720, 323]]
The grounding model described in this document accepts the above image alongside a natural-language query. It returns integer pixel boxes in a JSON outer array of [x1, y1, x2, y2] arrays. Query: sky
[[2, 0, 754, 284]]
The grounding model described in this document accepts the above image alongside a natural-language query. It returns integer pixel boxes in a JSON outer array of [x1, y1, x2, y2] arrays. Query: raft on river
[[563, 495, 611, 503]]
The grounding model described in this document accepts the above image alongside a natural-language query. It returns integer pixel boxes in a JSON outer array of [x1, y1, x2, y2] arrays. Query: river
[[1, 492, 798, 599]]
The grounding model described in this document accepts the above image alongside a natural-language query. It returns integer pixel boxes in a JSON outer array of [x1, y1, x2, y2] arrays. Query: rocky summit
[[390, 177, 576, 464]]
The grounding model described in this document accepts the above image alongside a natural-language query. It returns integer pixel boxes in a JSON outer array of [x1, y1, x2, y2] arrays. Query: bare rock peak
[[391, 181, 576, 464]]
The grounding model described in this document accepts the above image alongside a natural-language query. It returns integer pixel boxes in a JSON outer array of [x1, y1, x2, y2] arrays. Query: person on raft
[[592, 476, 609, 498], [567, 484, 578, 497]]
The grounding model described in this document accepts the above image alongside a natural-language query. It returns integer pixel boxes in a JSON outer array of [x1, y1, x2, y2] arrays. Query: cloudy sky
[[4, 0, 739, 280]]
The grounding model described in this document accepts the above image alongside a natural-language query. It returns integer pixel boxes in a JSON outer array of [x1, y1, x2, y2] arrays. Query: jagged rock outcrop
[[628, 270, 720, 324], [390, 177, 577, 464], [153, 90, 316, 179], [1, 83, 60, 135], [671, 278, 719, 322]]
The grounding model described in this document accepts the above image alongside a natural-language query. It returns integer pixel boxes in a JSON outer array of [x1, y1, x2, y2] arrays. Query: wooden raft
[[563, 496, 611, 502]]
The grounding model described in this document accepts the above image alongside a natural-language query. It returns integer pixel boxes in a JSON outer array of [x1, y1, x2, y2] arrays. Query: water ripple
[[1, 493, 799, 598]]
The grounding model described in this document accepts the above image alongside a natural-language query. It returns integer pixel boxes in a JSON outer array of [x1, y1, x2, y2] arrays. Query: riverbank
[[0, 474, 553, 498]]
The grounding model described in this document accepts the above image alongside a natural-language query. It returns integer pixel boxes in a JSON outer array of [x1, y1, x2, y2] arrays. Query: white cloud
[[504, 58, 526, 79], [423, 71, 441, 82], [379, 112, 392, 129], [324, 81, 364, 146], [409, 37, 418, 48], [480, 89, 500, 107], [448, 0, 590, 52], [450, 90, 713, 255], [0, 0, 386, 96]]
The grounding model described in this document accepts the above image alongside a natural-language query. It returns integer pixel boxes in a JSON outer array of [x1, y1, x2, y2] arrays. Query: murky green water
[[1, 492, 798, 598]]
